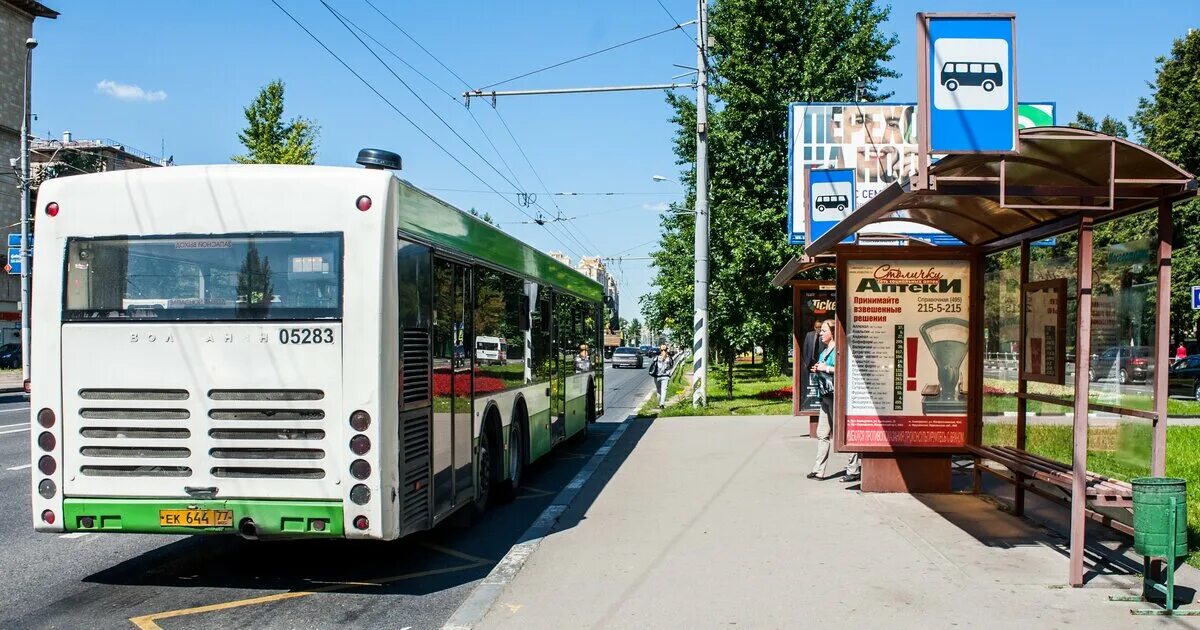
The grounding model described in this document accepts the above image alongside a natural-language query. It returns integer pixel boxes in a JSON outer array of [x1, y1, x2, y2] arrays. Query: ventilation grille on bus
[[401, 328, 431, 408], [72, 388, 330, 482], [400, 408, 431, 534]]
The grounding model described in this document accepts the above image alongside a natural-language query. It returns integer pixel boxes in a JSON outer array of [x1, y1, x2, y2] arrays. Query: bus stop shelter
[[803, 126, 1198, 586]]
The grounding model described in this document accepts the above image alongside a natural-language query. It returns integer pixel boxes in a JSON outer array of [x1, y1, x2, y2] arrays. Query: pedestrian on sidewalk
[[808, 320, 837, 479], [649, 345, 675, 408]]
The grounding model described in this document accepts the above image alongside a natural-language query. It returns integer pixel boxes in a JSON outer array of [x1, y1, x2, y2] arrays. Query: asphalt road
[[0, 366, 654, 630]]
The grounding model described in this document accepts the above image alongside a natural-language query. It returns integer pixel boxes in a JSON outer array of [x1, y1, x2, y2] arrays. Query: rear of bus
[[30, 165, 401, 540]]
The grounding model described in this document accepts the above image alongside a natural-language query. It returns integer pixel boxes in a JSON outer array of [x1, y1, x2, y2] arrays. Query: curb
[[441, 390, 653, 630]]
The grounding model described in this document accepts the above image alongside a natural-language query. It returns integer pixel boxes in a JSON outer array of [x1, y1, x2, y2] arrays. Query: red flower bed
[[758, 386, 793, 400], [433, 369, 508, 396]]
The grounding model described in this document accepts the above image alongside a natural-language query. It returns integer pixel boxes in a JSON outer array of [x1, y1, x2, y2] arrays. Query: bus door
[[432, 258, 475, 517]]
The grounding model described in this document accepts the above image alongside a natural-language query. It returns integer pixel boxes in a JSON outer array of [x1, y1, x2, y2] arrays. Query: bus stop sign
[[1192, 286, 1200, 310], [920, 14, 1018, 153], [804, 167, 856, 249]]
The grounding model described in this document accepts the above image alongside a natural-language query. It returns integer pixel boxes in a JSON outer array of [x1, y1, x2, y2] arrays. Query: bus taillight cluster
[[349, 410, 372, 525], [36, 408, 57, 523]]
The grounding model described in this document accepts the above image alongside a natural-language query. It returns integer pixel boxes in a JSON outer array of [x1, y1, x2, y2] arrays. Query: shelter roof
[[806, 127, 1198, 255]]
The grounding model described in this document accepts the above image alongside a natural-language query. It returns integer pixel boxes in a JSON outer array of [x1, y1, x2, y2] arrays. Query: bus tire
[[982, 79, 995, 92], [473, 414, 501, 514], [498, 412, 526, 503]]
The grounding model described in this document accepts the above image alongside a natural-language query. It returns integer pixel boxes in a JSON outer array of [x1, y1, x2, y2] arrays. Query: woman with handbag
[[808, 320, 838, 479]]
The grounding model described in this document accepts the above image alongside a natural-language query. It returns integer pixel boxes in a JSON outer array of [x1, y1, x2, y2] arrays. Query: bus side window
[[519, 295, 531, 331], [539, 295, 551, 332]]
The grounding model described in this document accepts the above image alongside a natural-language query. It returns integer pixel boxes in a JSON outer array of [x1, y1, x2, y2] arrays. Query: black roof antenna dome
[[356, 148, 402, 170]]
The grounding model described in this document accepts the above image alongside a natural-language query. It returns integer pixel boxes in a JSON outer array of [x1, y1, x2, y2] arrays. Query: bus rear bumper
[[61, 498, 345, 537]]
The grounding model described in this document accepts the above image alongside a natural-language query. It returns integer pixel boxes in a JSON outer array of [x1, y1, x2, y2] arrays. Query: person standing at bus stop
[[649, 345, 675, 408], [808, 320, 838, 479]]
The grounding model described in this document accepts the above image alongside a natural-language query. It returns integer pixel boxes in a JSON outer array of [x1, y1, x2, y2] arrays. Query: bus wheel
[[473, 426, 496, 513], [982, 79, 995, 92], [498, 421, 524, 503]]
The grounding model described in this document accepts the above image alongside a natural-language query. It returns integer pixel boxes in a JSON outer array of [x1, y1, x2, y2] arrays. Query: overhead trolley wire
[[654, 0, 698, 47], [474, 23, 691, 91], [270, 0, 587, 260]]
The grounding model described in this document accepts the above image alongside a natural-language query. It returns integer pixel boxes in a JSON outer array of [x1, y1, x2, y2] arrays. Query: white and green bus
[[30, 150, 604, 540]]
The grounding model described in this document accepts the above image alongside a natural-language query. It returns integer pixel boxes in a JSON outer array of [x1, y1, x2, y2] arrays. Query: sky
[[25, 0, 1200, 321]]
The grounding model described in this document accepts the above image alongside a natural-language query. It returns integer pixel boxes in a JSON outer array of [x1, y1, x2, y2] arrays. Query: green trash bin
[[1132, 477, 1188, 559]]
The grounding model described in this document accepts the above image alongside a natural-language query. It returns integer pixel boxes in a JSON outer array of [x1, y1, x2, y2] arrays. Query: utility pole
[[691, 0, 709, 407], [20, 38, 37, 383]]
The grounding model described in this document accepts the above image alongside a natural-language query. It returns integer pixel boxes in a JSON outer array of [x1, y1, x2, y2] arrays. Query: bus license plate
[[159, 509, 234, 528]]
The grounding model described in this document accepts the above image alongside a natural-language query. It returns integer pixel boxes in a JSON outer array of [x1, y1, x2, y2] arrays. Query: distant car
[[0, 344, 18, 369], [611, 347, 644, 369], [1089, 346, 1154, 384], [1170, 355, 1200, 401], [639, 345, 656, 357]]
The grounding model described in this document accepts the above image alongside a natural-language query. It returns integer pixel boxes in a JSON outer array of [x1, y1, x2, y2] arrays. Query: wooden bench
[[968, 444, 1132, 509]]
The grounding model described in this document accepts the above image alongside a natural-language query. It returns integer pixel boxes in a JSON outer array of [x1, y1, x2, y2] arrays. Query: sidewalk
[[476, 416, 1195, 629], [0, 370, 22, 393]]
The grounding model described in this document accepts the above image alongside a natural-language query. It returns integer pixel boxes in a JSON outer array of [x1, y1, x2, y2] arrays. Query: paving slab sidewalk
[[476, 415, 1197, 629]]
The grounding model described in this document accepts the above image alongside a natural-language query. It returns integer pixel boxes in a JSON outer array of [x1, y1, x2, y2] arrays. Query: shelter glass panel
[[1088, 236, 1157, 412], [1027, 246, 1078, 403], [983, 250, 1020, 446]]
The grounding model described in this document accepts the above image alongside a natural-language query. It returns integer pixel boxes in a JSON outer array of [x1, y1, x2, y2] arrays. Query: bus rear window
[[64, 234, 343, 321]]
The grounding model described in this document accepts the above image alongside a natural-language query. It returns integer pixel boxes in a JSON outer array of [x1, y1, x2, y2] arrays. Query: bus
[[30, 153, 604, 540]]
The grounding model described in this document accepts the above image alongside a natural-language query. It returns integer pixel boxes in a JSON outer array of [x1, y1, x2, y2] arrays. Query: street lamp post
[[20, 38, 37, 383]]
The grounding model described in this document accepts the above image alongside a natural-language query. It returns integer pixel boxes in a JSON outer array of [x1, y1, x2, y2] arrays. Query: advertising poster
[[844, 259, 971, 449], [798, 291, 835, 412], [1022, 280, 1065, 384], [787, 102, 1055, 244]]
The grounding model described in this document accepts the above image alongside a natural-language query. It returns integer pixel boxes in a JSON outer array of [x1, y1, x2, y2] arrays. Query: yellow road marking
[[128, 562, 486, 629], [418, 540, 492, 565]]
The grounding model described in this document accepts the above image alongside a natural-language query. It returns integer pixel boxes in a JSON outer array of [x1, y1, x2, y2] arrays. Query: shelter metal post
[[1153, 199, 1172, 477], [1015, 239, 1030, 515], [792, 283, 802, 417], [1070, 217, 1094, 587]]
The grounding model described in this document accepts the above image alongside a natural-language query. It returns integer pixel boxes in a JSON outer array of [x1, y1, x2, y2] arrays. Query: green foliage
[[1131, 29, 1200, 343], [32, 150, 105, 189], [468, 207, 495, 225], [623, 317, 643, 345], [1067, 110, 1128, 138], [232, 80, 318, 165], [644, 0, 897, 385], [236, 242, 273, 309]]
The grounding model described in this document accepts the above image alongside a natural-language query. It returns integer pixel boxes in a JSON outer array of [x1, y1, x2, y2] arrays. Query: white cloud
[[642, 202, 670, 212], [96, 80, 167, 102]]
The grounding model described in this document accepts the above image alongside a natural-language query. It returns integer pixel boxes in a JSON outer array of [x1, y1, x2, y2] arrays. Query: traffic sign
[[921, 14, 1017, 153], [805, 167, 856, 248], [7, 234, 31, 248], [7, 248, 21, 275], [1192, 286, 1200, 310]]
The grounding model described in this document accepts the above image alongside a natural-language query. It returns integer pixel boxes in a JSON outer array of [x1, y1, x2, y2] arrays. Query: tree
[[645, 0, 898, 382], [236, 242, 273, 310], [623, 317, 642, 346], [31, 150, 105, 189], [1131, 29, 1200, 344], [469, 207, 495, 225], [232, 79, 318, 165], [1068, 111, 1129, 138]]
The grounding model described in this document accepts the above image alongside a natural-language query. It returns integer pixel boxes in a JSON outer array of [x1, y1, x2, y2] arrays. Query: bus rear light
[[353, 515, 369, 530], [37, 431, 55, 452], [41, 510, 55, 525], [37, 408, 55, 428], [79, 516, 95, 529], [311, 519, 326, 532], [349, 410, 371, 432], [349, 435, 370, 455], [350, 484, 371, 505], [38, 478, 55, 499], [350, 459, 371, 480], [356, 195, 372, 212], [45, 202, 59, 217], [37, 455, 55, 475]]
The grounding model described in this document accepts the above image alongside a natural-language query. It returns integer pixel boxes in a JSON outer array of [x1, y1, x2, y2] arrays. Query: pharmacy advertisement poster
[[844, 259, 970, 449]]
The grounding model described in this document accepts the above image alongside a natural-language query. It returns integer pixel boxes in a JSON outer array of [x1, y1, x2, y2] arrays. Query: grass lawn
[[983, 378, 1200, 417], [983, 421, 1200, 567], [639, 363, 792, 417]]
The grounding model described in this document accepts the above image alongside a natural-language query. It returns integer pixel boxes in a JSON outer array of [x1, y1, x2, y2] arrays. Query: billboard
[[786, 102, 1055, 245]]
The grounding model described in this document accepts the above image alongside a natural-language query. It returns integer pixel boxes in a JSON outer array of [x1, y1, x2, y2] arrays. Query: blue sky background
[[27, 1, 1199, 320]]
